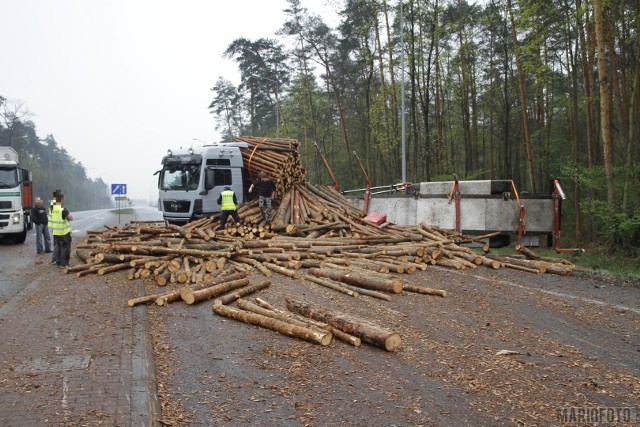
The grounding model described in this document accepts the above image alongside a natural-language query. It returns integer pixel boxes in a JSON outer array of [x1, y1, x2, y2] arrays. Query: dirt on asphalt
[[143, 262, 640, 426], [4, 228, 637, 426]]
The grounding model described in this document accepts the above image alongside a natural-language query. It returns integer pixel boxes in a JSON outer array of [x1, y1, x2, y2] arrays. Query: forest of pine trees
[[0, 97, 112, 212], [209, 0, 639, 252]]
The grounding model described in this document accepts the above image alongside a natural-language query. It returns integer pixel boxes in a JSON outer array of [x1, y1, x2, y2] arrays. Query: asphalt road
[[148, 251, 640, 426]]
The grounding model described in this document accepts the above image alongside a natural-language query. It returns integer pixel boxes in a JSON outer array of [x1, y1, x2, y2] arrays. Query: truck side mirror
[[204, 169, 215, 191]]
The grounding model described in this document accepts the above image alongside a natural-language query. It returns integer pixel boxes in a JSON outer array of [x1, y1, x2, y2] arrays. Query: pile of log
[[68, 136, 576, 350], [235, 136, 305, 198], [73, 134, 574, 285]]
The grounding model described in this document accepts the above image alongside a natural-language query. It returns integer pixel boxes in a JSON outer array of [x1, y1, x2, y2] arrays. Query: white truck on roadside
[[0, 147, 33, 243]]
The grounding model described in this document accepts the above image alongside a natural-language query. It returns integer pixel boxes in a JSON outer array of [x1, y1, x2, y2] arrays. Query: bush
[[581, 199, 640, 254]]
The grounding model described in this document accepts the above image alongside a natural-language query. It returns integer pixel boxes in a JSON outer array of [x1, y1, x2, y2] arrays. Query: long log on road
[[110, 244, 232, 259], [212, 304, 332, 346], [285, 297, 401, 351], [181, 277, 250, 305], [308, 268, 402, 294], [402, 283, 448, 297], [154, 271, 247, 306], [302, 275, 359, 297], [235, 299, 361, 347], [212, 280, 271, 306]]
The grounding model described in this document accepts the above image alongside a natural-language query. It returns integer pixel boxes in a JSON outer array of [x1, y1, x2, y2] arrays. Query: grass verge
[[481, 244, 640, 283]]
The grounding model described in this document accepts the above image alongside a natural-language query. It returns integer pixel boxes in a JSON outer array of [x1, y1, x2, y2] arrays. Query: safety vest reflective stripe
[[49, 204, 72, 235], [220, 190, 236, 210]]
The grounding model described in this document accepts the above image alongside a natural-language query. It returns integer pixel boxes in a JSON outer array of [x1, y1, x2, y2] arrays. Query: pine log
[[479, 256, 501, 269], [212, 304, 332, 346], [98, 263, 133, 275], [308, 268, 402, 294], [348, 285, 392, 301], [176, 271, 246, 300], [234, 299, 325, 333], [263, 262, 301, 279], [302, 275, 359, 297], [402, 283, 448, 297], [485, 254, 544, 273], [285, 297, 401, 351], [212, 280, 271, 306], [181, 277, 250, 305]]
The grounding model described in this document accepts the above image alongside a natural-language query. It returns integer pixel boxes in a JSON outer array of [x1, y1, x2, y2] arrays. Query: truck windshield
[[0, 166, 19, 188], [160, 164, 201, 191]]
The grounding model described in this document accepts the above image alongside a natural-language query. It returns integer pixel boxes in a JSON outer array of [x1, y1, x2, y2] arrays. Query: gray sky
[[1, 0, 336, 201]]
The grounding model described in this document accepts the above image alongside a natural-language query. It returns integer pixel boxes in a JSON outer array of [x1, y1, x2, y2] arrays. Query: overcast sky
[[1, 0, 338, 201]]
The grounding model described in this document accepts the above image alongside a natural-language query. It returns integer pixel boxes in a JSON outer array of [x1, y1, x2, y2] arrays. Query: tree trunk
[[593, 0, 615, 208], [402, 283, 447, 297], [308, 268, 402, 294], [285, 297, 401, 351], [181, 277, 250, 305], [212, 280, 271, 306], [212, 304, 332, 346], [507, 0, 535, 192]]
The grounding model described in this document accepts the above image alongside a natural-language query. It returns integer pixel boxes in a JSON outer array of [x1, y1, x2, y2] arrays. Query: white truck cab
[[157, 142, 249, 225], [0, 146, 33, 243]]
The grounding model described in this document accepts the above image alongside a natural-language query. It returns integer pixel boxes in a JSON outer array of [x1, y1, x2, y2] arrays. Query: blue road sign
[[111, 184, 127, 195]]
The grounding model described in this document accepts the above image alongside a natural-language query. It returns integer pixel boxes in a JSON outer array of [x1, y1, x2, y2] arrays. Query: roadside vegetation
[[486, 245, 640, 283]]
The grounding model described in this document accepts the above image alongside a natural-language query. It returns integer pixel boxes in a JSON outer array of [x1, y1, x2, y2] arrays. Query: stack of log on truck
[[0, 147, 33, 243], [73, 136, 574, 352]]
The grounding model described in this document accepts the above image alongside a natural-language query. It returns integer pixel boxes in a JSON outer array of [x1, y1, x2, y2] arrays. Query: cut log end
[[319, 333, 332, 346], [384, 333, 402, 352]]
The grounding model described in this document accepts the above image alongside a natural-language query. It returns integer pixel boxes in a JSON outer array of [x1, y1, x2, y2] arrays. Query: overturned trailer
[[347, 179, 561, 248]]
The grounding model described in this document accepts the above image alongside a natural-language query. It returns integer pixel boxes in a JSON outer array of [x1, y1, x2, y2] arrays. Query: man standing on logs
[[249, 172, 276, 224], [217, 185, 241, 231]]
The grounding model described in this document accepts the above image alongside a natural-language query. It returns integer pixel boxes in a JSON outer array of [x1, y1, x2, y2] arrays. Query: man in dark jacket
[[32, 197, 52, 254], [249, 172, 276, 224]]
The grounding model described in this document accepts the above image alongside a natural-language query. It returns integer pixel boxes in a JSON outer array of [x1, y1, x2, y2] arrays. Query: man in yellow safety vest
[[217, 185, 240, 231], [48, 189, 74, 267]]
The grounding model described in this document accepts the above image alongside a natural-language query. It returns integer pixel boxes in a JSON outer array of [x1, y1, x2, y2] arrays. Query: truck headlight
[[11, 213, 21, 224]]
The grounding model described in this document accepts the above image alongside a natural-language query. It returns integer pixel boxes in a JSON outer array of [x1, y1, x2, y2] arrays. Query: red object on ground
[[363, 212, 387, 225]]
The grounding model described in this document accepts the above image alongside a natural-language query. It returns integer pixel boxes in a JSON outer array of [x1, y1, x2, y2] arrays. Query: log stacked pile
[[73, 133, 573, 284], [235, 136, 305, 199]]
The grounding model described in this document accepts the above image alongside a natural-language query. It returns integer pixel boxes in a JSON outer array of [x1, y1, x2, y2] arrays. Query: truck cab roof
[[162, 142, 248, 168]]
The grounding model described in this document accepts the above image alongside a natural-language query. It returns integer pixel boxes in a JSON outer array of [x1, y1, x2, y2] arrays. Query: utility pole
[[400, 0, 406, 184]]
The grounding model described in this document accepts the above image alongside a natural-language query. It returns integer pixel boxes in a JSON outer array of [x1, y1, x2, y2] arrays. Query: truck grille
[[163, 200, 191, 213], [0, 213, 9, 227], [0, 201, 11, 209]]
